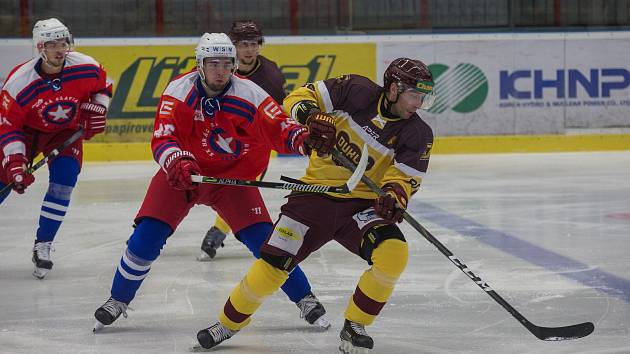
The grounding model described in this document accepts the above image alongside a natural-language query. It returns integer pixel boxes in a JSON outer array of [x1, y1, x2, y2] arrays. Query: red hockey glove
[[164, 151, 201, 191], [292, 128, 312, 156], [374, 183, 408, 223], [2, 154, 35, 194], [305, 112, 336, 157], [79, 102, 107, 140]]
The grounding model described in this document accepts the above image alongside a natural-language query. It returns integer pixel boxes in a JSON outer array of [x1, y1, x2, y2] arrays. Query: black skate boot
[[339, 319, 374, 354], [32, 240, 53, 279], [93, 297, 129, 332], [191, 322, 237, 351], [197, 226, 227, 261], [297, 292, 331, 329]]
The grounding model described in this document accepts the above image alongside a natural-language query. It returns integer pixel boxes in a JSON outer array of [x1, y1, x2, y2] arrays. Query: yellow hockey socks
[[220, 259, 288, 330]]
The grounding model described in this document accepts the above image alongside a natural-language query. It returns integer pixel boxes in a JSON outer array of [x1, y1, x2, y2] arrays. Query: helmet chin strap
[[385, 82, 405, 106], [39, 48, 66, 72], [198, 66, 236, 96]]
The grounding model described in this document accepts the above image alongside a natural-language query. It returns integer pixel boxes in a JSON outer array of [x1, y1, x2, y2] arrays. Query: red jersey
[[0, 51, 111, 156], [152, 71, 305, 180]]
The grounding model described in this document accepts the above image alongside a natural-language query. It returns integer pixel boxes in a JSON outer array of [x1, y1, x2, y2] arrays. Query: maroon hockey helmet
[[228, 20, 264, 44], [383, 58, 434, 94]]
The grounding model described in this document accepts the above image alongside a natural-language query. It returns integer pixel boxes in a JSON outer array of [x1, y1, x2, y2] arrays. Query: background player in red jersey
[[0, 18, 111, 279], [192, 58, 436, 354], [198, 20, 288, 262], [93, 32, 336, 332]]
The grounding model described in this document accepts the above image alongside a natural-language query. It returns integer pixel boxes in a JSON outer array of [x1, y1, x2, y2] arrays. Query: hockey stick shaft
[[330, 149, 594, 341], [190, 144, 369, 194], [1, 128, 84, 197], [191, 175, 349, 193]]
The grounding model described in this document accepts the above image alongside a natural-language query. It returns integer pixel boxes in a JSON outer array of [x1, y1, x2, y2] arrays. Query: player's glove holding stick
[[374, 183, 408, 223]]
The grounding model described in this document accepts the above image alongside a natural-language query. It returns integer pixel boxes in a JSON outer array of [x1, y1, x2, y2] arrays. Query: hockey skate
[[190, 322, 237, 352], [196, 226, 227, 261], [32, 241, 53, 279], [339, 319, 374, 354], [93, 297, 129, 332], [297, 293, 331, 329]]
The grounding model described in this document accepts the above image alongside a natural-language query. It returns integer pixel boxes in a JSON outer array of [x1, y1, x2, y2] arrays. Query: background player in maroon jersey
[[0, 18, 111, 279], [93, 32, 336, 332], [193, 58, 436, 354], [198, 20, 288, 262]]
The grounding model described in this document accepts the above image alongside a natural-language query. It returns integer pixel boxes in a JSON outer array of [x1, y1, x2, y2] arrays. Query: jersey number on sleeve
[[154, 123, 175, 138]]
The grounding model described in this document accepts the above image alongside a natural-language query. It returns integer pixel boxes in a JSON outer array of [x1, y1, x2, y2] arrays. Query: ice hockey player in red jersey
[[93, 32, 336, 332], [192, 58, 436, 354], [0, 18, 111, 279], [198, 19, 288, 262]]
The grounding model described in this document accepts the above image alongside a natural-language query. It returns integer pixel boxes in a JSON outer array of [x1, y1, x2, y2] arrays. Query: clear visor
[[419, 92, 436, 110], [403, 87, 437, 110], [42, 38, 71, 51], [202, 58, 236, 72]]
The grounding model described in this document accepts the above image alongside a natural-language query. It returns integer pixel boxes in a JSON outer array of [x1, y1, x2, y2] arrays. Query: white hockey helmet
[[33, 18, 72, 50], [195, 33, 237, 72]]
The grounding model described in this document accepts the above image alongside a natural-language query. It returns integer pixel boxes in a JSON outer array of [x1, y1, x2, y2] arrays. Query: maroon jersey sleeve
[[248, 56, 286, 104]]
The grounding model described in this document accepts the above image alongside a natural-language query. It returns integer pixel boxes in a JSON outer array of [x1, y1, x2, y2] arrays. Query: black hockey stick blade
[[526, 321, 594, 341], [330, 146, 595, 342]]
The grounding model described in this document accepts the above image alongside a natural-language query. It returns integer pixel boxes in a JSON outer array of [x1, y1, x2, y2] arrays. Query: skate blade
[[196, 251, 214, 262], [189, 342, 211, 352], [93, 321, 105, 332], [339, 340, 371, 354], [32, 267, 49, 279], [314, 316, 331, 330]]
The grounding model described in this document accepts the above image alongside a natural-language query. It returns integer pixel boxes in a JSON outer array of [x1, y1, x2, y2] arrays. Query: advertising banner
[[78, 42, 375, 142], [2, 33, 628, 139], [378, 32, 630, 135]]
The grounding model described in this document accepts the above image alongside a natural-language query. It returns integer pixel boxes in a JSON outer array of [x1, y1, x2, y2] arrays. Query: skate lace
[[297, 295, 318, 319], [34, 242, 54, 261], [350, 321, 368, 336], [209, 323, 234, 341], [103, 298, 129, 319]]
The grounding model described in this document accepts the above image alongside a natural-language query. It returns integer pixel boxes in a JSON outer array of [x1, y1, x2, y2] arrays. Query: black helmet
[[383, 58, 434, 94], [228, 20, 263, 44]]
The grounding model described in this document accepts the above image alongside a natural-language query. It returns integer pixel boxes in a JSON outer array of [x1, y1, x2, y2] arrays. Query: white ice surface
[[1, 152, 630, 353]]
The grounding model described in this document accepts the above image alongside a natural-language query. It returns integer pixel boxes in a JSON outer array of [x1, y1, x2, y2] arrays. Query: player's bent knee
[[127, 218, 173, 261], [372, 238, 409, 277], [260, 250, 296, 272], [235, 222, 273, 258], [246, 259, 289, 296], [360, 224, 406, 265], [48, 156, 80, 187]]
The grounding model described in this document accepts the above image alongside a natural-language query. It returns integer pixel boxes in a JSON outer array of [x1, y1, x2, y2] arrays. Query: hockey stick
[[0, 128, 84, 197], [191, 144, 369, 194], [330, 149, 594, 341]]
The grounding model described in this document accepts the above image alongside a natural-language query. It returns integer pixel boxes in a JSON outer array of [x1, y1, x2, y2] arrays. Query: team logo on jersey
[[158, 100, 175, 118], [370, 115, 387, 129], [47, 78, 62, 92], [43, 101, 76, 125], [335, 131, 375, 171], [201, 97, 221, 117], [352, 208, 382, 230], [204, 127, 243, 158], [193, 109, 204, 122]]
